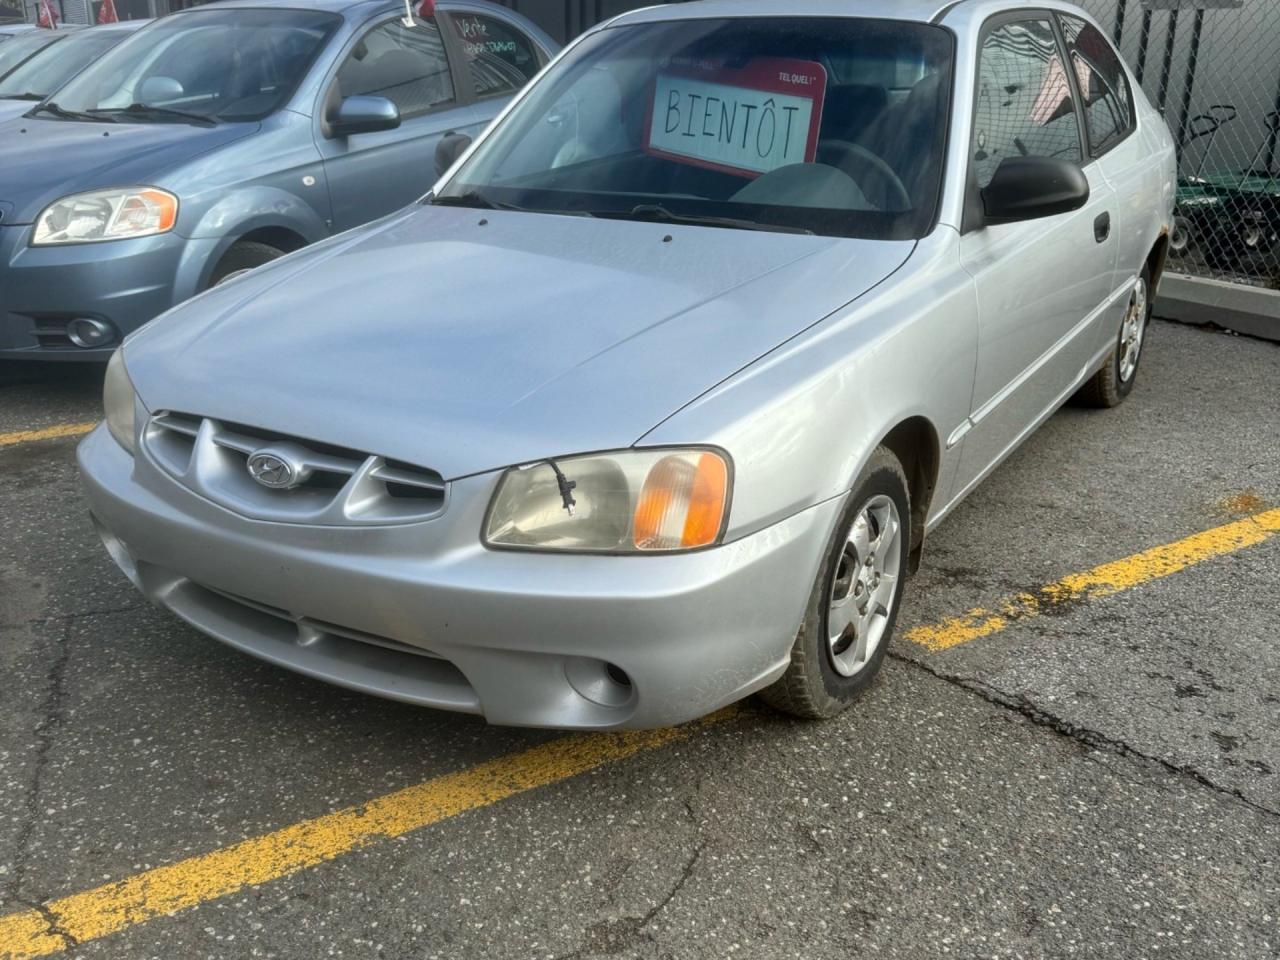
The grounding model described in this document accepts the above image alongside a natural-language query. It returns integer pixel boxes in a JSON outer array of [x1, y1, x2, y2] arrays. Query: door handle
[[1094, 212, 1112, 243]]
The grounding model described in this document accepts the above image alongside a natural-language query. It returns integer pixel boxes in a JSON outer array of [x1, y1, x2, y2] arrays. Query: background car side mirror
[[328, 95, 400, 138], [435, 132, 473, 178], [980, 157, 1090, 226]]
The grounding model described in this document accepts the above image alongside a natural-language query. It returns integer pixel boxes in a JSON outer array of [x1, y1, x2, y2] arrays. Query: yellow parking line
[[0, 422, 96, 449], [0, 709, 737, 960], [906, 507, 1280, 652]]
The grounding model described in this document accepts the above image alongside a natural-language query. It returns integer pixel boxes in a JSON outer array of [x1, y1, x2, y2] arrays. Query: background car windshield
[[441, 18, 954, 240], [0, 29, 129, 99], [52, 9, 338, 122], [0, 29, 61, 79]]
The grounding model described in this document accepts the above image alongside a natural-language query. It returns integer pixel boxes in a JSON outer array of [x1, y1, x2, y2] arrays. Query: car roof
[[184, 0, 505, 18], [93, 18, 151, 31], [607, 0, 956, 28]]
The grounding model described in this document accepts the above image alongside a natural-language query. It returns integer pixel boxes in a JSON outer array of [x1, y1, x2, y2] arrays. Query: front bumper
[[0, 225, 215, 361], [78, 424, 840, 729]]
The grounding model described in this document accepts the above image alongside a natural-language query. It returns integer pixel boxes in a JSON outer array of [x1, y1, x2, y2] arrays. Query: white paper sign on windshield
[[646, 58, 828, 178]]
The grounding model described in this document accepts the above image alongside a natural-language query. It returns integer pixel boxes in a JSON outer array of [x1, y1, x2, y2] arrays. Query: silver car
[[79, 0, 1176, 729]]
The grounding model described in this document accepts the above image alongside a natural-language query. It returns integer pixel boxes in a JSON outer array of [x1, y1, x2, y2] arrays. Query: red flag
[[97, 0, 118, 24], [37, 0, 59, 28]]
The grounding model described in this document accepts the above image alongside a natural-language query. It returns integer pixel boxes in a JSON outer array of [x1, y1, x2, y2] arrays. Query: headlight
[[103, 348, 137, 455], [32, 187, 178, 246], [485, 449, 731, 553]]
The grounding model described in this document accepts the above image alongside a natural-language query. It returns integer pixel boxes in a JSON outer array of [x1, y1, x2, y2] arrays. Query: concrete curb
[[1155, 273, 1280, 343]]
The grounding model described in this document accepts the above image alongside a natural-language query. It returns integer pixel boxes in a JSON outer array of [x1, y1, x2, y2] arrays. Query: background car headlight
[[32, 188, 178, 245], [485, 449, 731, 553], [103, 349, 137, 454]]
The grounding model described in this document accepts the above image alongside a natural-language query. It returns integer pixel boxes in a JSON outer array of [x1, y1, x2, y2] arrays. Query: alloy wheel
[[827, 494, 902, 678], [1118, 276, 1147, 384]]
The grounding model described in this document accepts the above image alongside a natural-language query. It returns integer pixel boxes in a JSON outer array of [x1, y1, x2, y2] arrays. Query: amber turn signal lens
[[132, 190, 178, 233], [633, 452, 728, 551]]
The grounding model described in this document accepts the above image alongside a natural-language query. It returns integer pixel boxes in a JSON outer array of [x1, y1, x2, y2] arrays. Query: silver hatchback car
[[80, 0, 1176, 729]]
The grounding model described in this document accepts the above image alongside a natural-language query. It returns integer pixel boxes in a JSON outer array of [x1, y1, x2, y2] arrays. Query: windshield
[[439, 17, 954, 240], [0, 29, 131, 100], [0, 29, 63, 80], [51, 9, 338, 123]]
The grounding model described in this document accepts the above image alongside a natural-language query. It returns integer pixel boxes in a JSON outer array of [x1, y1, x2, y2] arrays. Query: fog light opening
[[66, 318, 115, 349], [564, 657, 636, 710]]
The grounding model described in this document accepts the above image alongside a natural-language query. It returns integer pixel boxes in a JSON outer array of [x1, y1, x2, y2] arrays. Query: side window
[[337, 18, 455, 120], [448, 13, 540, 100], [1061, 14, 1134, 155], [972, 18, 1083, 189]]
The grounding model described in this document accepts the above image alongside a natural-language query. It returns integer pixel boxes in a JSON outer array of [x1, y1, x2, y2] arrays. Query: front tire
[[760, 447, 910, 719], [207, 240, 285, 288], [1074, 266, 1152, 409]]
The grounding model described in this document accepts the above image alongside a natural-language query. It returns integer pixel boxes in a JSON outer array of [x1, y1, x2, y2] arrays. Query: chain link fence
[[1080, 0, 1280, 290]]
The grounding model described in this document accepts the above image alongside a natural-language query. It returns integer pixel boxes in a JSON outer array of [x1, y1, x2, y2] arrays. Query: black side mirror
[[980, 156, 1090, 226], [328, 95, 400, 138], [435, 131, 473, 177]]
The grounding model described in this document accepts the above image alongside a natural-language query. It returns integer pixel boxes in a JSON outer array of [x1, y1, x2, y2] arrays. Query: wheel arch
[[1146, 231, 1170, 294], [874, 415, 942, 569]]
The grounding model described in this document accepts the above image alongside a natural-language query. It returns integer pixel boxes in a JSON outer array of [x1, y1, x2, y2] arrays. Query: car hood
[[0, 100, 31, 126], [126, 206, 913, 480], [0, 116, 256, 224]]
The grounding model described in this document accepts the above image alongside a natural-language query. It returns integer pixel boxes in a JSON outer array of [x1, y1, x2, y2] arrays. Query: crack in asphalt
[[890, 650, 1280, 821], [553, 841, 707, 959], [12, 896, 79, 951], [4, 622, 74, 941], [7, 601, 149, 629]]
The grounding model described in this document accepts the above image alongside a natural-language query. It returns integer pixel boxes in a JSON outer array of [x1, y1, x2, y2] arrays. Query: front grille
[[200, 583, 445, 661], [144, 412, 447, 525]]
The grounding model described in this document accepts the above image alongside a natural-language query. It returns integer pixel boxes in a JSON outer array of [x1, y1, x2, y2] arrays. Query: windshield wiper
[[5, 92, 46, 102], [599, 203, 814, 235], [89, 102, 217, 127], [32, 101, 108, 122], [429, 191, 524, 212]]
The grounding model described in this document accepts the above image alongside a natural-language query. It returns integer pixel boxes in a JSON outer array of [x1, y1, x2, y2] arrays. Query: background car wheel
[[1073, 266, 1152, 409], [1168, 215, 1193, 258], [759, 446, 910, 720], [208, 241, 286, 288]]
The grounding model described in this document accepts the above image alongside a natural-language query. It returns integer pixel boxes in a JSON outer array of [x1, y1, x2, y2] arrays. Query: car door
[[317, 12, 477, 232], [955, 12, 1118, 492], [1059, 12, 1148, 357]]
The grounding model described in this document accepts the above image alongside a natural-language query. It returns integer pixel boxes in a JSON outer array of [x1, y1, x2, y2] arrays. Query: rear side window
[[972, 18, 1083, 188], [448, 13, 540, 100], [1060, 14, 1134, 156], [338, 17, 455, 119]]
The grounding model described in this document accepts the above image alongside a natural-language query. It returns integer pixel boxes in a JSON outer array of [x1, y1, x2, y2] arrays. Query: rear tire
[[207, 241, 286, 288], [1074, 266, 1152, 409], [759, 447, 910, 720]]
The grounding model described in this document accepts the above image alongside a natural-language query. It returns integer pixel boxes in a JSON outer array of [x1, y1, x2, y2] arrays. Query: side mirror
[[139, 76, 183, 104], [980, 156, 1090, 226], [435, 131, 472, 178], [328, 95, 400, 138]]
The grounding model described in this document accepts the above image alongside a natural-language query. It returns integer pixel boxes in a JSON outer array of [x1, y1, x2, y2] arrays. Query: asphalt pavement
[[0, 319, 1277, 959]]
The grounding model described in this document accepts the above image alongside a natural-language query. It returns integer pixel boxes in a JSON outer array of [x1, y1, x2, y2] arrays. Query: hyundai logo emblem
[[247, 451, 299, 489]]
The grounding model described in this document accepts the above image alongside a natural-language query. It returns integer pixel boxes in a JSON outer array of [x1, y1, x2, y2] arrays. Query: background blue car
[[0, 0, 556, 361], [0, 21, 146, 126]]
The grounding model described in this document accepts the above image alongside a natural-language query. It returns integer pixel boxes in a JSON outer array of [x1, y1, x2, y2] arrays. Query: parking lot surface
[[1, 319, 1278, 960]]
